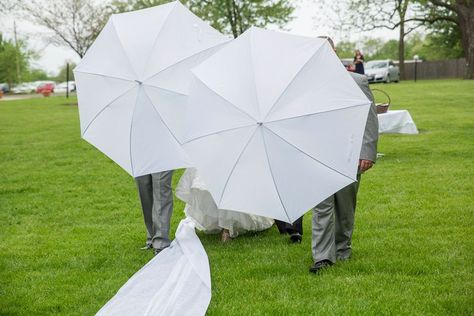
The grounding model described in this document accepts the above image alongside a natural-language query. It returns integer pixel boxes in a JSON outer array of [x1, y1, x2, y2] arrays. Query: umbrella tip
[[257, 122, 263, 126], [135, 80, 143, 85]]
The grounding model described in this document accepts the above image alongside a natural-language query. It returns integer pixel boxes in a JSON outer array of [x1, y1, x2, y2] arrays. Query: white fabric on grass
[[176, 168, 274, 238], [378, 110, 419, 134], [96, 218, 211, 316]]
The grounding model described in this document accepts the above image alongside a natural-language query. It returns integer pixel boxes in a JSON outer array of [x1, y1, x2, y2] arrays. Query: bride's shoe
[[220, 229, 232, 243]]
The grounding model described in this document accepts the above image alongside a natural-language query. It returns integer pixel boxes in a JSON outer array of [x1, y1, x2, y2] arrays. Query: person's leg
[[274, 220, 288, 234], [334, 175, 360, 260], [151, 170, 174, 251], [135, 174, 154, 248], [290, 216, 303, 235], [275, 217, 303, 242], [311, 195, 336, 264]]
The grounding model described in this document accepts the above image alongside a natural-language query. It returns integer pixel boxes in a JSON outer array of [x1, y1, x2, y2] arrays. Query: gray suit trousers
[[135, 171, 174, 250], [311, 174, 360, 263]]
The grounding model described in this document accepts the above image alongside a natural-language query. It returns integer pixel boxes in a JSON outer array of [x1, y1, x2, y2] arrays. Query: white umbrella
[[74, 1, 229, 177], [182, 27, 371, 223]]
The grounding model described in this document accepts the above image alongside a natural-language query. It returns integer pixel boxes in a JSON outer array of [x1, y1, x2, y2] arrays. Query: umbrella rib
[[248, 29, 262, 120], [128, 87, 142, 176], [182, 123, 257, 144], [110, 17, 139, 79], [263, 126, 357, 183], [141, 87, 184, 147], [218, 126, 259, 206], [142, 83, 187, 97], [81, 85, 137, 137], [260, 128, 291, 222], [261, 43, 326, 122], [195, 77, 257, 123], [73, 70, 135, 83], [142, 41, 229, 83], [139, 2, 177, 79], [265, 102, 369, 125]]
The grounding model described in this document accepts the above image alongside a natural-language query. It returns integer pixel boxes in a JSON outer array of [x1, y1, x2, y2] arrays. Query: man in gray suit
[[310, 37, 379, 273], [135, 171, 174, 255]]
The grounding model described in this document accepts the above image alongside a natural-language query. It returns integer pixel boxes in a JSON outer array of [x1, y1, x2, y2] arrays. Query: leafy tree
[[409, 0, 473, 78], [329, 0, 424, 79], [335, 40, 357, 58], [110, 0, 296, 38], [360, 37, 386, 58], [0, 0, 16, 13], [369, 39, 399, 60], [23, 68, 50, 82], [0, 33, 29, 86], [55, 62, 76, 82]]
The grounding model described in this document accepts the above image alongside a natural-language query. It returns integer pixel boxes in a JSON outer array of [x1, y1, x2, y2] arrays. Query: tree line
[[2, 0, 472, 85]]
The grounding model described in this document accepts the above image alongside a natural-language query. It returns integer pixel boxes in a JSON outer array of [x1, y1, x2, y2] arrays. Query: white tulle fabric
[[96, 218, 211, 316], [176, 168, 274, 238]]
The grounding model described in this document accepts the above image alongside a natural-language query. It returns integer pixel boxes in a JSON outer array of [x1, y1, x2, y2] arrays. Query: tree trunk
[[398, 20, 406, 80], [456, 1, 474, 79], [225, 0, 239, 38]]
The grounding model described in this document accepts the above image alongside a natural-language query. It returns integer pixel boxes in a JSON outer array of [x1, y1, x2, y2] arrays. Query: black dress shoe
[[309, 260, 333, 273], [289, 233, 302, 243]]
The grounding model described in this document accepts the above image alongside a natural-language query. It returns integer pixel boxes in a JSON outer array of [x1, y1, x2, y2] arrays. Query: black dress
[[354, 54, 365, 74]]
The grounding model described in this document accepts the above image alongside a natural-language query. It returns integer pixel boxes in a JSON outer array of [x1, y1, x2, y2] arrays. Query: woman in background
[[353, 49, 365, 74]]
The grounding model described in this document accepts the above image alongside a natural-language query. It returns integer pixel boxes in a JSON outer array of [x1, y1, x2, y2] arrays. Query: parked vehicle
[[0, 83, 9, 93], [341, 58, 355, 72], [55, 81, 76, 93], [365, 60, 400, 83], [36, 82, 55, 94], [12, 83, 36, 94]]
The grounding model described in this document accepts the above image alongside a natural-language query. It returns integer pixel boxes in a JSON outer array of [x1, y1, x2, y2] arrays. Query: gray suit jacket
[[349, 72, 378, 162]]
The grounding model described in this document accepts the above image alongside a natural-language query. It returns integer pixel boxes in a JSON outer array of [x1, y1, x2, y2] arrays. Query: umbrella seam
[[248, 28, 262, 121], [110, 17, 140, 79], [182, 123, 257, 144], [265, 102, 370, 125], [139, 1, 177, 80], [218, 126, 259, 206], [193, 76, 257, 123], [74, 70, 135, 83], [142, 83, 188, 97], [129, 86, 142, 176], [142, 41, 229, 83], [262, 41, 326, 122], [81, 85, 137, 137], [263, 126, 358, 183], [141, 86, 184, 147], [260, 128, 291, 222]]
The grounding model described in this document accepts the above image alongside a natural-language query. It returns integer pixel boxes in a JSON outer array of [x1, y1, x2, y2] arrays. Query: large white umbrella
[[182, 27, 371, 223], [74, 1, 229, 177]]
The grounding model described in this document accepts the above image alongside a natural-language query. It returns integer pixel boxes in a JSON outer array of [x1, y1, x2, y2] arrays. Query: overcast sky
[[0, 0, 399, 76]]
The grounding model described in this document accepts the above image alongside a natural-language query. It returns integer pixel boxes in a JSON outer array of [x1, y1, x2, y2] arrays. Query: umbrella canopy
[[74, 1, 229, 177], [182, 27, 371, 223]]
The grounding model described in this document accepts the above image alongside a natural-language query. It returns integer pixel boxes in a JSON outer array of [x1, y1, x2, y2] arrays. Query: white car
[[55, 81, 76, 93], [11, 83, 37, 94], [365, 60, 400, 83]]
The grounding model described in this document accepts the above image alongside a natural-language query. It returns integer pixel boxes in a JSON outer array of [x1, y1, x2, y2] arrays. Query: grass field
[[1, 79, 473, 315]]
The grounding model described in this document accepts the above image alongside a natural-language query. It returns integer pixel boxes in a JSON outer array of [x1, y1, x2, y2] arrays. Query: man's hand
[[359, 159, 374, 173]]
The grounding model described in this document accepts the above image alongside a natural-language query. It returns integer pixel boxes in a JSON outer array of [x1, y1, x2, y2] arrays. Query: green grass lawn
[[1, 79, 473, 315]]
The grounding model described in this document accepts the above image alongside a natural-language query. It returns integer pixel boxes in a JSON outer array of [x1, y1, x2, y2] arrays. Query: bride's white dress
[[176, 168, 274, 237]]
